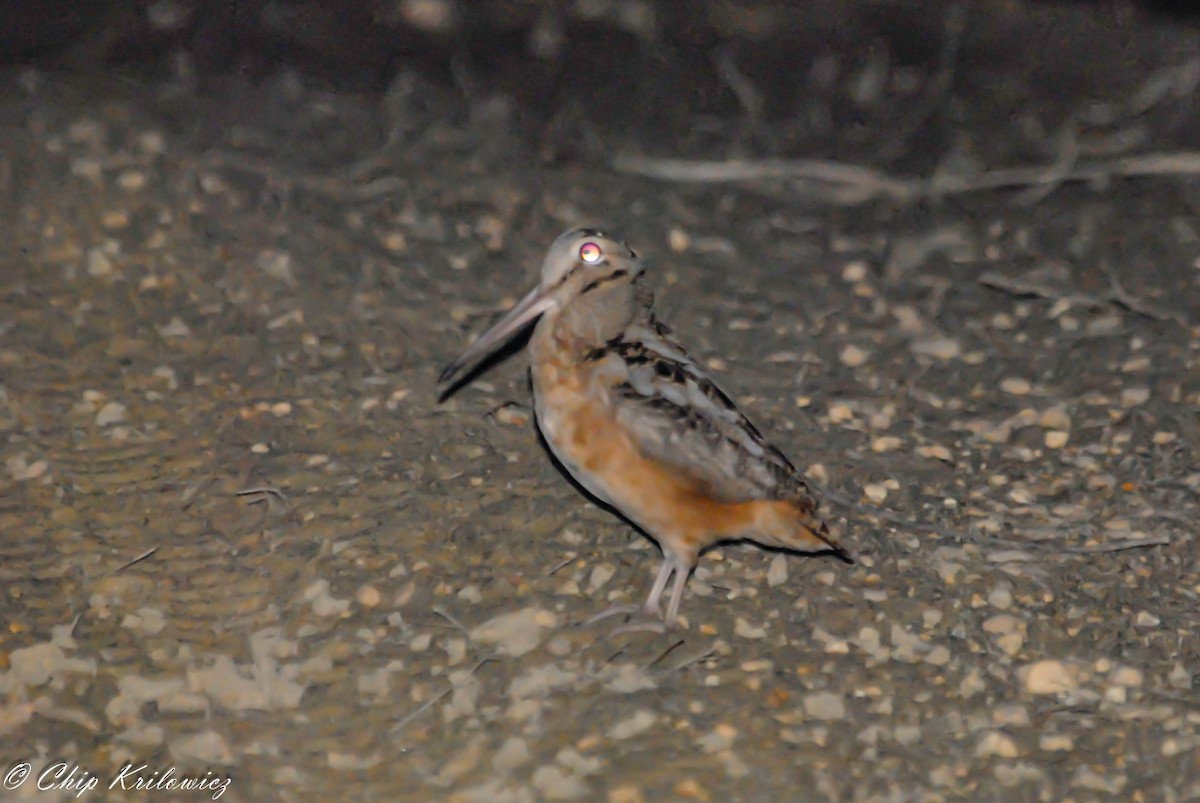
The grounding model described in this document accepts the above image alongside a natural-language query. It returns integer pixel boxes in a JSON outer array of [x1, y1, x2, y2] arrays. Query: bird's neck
[[534, 275, 648, 360]]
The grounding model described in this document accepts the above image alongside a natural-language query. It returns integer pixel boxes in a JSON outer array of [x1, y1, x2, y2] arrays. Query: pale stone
[[803, 692, 846, 721], [1022, 660, 1079, 695], [976, 731, 1020, 758]]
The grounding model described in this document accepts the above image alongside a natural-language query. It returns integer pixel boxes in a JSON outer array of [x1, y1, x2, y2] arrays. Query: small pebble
[[840, 345, 870, 367], [863, 482, 888, 503], [381, 231, 407, 252], [494, 405, 530, 426], [1120, 387, 1150, 407], [1000, 377, 1032, 395], [469, 608, 557, 657], [983, 615, 1019, 635], [1134, 611, 1160, 627], [924, 645, 950, 666], [531, 765, 588, 801], [608, 786, 647, 803], [587, 563, 616, 593], [842, 262, 868, 282], [668, 228, 690, 253], [976, 731, 1020, 758], [910, 337, 961, 361], [158, 316, 192, 337], [803, 691, 846, 721], [10, 457, 49, 481], [1021, 660, 1079, 694], [95, 402, 128, 426], [1072, 767, 1126, 793], [870, 436, 902, 452], [992, 705, 1030, 727], [303, 579, 350, 617], [493, 737, 531, 772], [827, 403, 855, 423], [1108, 666, 1144, 688], [1040, 733, 1074, 752], [117, 170, 147, 191], [697, 723, 737, 753], [740, 659, 772, 673], [1038, 406, 1071, 429], [917, 444, 953, 462], [766, 554, 788, 587], [443, 637, 467, 666], [1044, 430, 1069, 449], [673, 778, 709, 800], [734, 618, 767, 639], [102, 209, 130, 229], [1168, 663, 1191, 689], [997, 633, 1024, 657], [987, 587, 1013, 610], [608, 710, 658, 740]]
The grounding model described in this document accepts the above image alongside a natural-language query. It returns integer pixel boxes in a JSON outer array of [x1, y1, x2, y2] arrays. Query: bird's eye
[[579, 242, 602, 264]]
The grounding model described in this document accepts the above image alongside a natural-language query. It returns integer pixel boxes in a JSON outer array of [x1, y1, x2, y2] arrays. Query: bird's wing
[[588, 314, 819, 509]]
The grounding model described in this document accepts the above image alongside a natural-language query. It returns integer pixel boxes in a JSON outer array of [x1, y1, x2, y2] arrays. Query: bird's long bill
[[438, 284, 555, 386]]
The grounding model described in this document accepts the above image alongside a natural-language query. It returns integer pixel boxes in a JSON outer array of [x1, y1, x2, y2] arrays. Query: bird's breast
[[530, 341, 624, 506]]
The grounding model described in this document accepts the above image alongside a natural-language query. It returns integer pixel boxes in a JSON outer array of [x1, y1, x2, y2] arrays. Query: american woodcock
[[439, 228, 850, 631]]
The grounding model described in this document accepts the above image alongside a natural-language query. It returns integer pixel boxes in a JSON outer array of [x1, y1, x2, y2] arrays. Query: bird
[[439, 228, 850, 631]]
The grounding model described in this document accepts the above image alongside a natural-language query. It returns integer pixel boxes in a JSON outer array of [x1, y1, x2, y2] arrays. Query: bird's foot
[[582, 604, 644, 626], [583, 603, 674, 636], [607, 617, 672, 636]]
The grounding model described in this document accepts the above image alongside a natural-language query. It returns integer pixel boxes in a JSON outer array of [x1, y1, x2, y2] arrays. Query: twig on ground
[[431, 606, 467, 631], [646, 638, 687, 669], [651, 639, 717, 674], [193, 151, 410, 204], [238, 486, 289, 512], [979, 267, 1106, 308], [113, 545, 160, 573], [980, 262, 1192, 328], [612, 150, 1200, 207], [546, 554, 578, 576], [1062, 537, 1171, 554], [392, 656, 498, 736], [611, 155, 913, 205], [1102, 262, 1190, 326]]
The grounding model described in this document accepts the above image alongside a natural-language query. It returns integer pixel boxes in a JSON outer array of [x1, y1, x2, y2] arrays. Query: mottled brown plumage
[[440, 228, 848, 630]]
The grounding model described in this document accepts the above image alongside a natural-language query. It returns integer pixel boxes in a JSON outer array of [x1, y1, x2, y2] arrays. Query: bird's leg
[[662, 553, 692, 625], [637, 554, 676, 618], [608, 555, 691, 636], [583, 557, 673, 626], [593, 554, 695, 637]]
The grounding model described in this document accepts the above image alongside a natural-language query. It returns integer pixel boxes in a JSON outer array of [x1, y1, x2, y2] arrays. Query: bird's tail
[[748, 499, 852, 562]]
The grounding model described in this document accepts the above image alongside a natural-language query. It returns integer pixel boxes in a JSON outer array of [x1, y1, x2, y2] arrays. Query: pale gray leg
[[607, 554, 693, 636], [662, 554, 692, 625], [585, 555, 681, 635], [637, 556, 675, 617]]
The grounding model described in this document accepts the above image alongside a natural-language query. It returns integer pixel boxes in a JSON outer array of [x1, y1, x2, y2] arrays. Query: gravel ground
[[2, 2, 1200, 801]]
